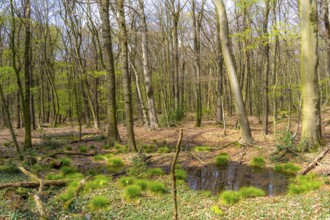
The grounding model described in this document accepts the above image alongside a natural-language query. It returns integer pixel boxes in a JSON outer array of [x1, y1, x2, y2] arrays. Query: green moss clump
[[60, 166, 77, 176], [157, 147, 170, 153], [119, 176, 135, 187], [288, 174, 323, 194], [210, 205, 223, 215], [60, 157, 72, 166], [124, 185, 142, 200], [46, 173, 63, 180], [250, 157, 266, 168], [274, 162, 300, 175], [193, 146, 211, 152], [59, 180, 80, 202], [114, 143, 128, 153], [108, 158, 124, 168], [65, 173, 84, 179], [238, 186, 265, 198], [88, 196, 110, 211], [219, 190, 240, 205], [175, 169, 187, 181], [147, 168, 164, 177], [78, 146, 88, 153], [215, 153, 230, 166], [135, 179, 149, 190], [147, 181, 166, 194], [84, 175, 111, 193], [94, 155, 105, 161]]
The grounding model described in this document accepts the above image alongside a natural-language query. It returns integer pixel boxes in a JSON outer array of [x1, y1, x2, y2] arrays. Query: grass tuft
[[78, 146, 88, 153], [274, 162, 300, 175], [124, 185, 142, 200], [215, 153, 230, 166], [210, 205, 223, 215], [250, 156, 266, 168], [107, 158, 124, 168], [288, 174, 323, 194], [193, 146, 211, 152], [147, 181, 166, 194], [60, 166, 77, 176], [119, 176, 135, 187], [94, 155, 105, 161], [219, 190, 240, 205], [147, 168, 164, 177], [88, 195, 110, 211], [135, 179, 149, 191], [238, 186, 266, 198], [157, 147, 170, 153], [175, 169, 187, 181], [60, 157, 72, 166]]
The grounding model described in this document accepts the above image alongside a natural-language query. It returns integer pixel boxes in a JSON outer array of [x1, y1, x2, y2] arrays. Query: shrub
[[119, 176, 135, 187], [147, 168, 164, 177], [108, 158, 124, 168], [60, 166, 77, 176], [135, 179, 149, 191], [193, 146, 211, 152], [219, 190, 240, 205], [147, 181, 166, 194], [288, 174, 323, 194], [271, 132, 297, 162], [124, 185, 142, 200], [215, 153, 230, 166], [210, 205, 223, 216], [238, 186, 265, 198], [78, 146, 88, 153], [175, 169, 187, 181], [88, 196, 110, 211], [94, 155, 105, 161], [162, 106, 185, 126], [158, 147, 170, 153], [274, 162, 300, 175], [60, 157, 72, 166], [250, 157, 266, 168]]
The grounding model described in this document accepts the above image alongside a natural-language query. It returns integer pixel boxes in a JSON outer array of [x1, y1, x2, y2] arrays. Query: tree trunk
[[214, 0, 253, 145], [299, 0, 322, 151]]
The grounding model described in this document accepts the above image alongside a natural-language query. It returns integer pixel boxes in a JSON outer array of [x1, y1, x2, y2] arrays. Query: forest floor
[[0, 109, 330, 219]]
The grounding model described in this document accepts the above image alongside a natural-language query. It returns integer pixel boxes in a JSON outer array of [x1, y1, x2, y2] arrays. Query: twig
[[299, 148, 329, 175], [171, 129, 183, 220], [188, 152, 206, 166]]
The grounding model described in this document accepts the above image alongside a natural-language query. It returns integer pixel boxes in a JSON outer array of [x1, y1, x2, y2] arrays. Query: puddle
[[187, 162, 290, 196]]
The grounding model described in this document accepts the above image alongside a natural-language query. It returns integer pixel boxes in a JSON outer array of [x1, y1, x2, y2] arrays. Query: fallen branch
[[188, 152, 206, 166], [64, 176, 90, 210], [18, 167, 43, 194], [46, 151, 96, 158], [215, 141, 238, 150], [34, 194, 48, 219], [68, 135, 105, 144], [299, 148, 330, 175], [0, 179, 71, 190], [171, 129, 183, 220]]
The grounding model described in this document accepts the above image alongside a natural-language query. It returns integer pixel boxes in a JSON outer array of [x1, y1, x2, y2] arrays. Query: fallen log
[[64, 176, 90, 210], [68, 135, 105, 144], [299, 148, 330, 175], [0, 179, 71, 190], [46, 151, 96, 158]]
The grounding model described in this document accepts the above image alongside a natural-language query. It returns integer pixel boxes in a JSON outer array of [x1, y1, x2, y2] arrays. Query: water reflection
[[187, 163, 290, 196]]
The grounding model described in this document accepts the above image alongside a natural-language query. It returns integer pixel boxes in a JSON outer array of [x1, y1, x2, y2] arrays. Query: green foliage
[[90, 145, 96, 150], [60, 157, 72, 166], [88, 196, 110, 211], [124, 185, 142, 200], [65, 146, 73, 151], [104, 153, 113, 159], [215, 153, 230, 166], [41, 135, 62, 149], [0, 160, 19, 174], [103, 144, 110, 150], [162, 106, 186, 126], [59, 180, 79, 202], [114, 143, 128, 153], [135, 179, 149, 191], [65, 173, 84, 179], [94, 155, 105, 161], [250, 157, 266, 168], [238, 186, 266, 198], [157, 147, 170, 153], [274, 162, 300, 175], [147, 168, 164, 177], [60, 166, 77, 176], [219, 190, 241, 205], [107, 158, 124, 168], [78, 146, 88, 153], [271, 132, 297, 162], [119, 177, 135, 187], [84, 175, 111, 193], [193, 146, 211, 152], [147, 181, 166, 194], [175, 169, 187, 181], [46, 173, 63, 180], [288, 174, 323, 194], [127, 156, 148, 178], [140, 145, 156, 153], [210, 205, 223, 216]]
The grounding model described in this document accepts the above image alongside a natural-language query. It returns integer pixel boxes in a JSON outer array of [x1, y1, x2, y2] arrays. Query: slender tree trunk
[[214, 0, 253, 145], [299, 0, 322, 150], [99, 0, 120, 146], [118, 0, 137, 151]]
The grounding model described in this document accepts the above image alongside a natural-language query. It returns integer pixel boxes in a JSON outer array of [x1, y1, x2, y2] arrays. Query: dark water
[[187, 163, 290, 196]]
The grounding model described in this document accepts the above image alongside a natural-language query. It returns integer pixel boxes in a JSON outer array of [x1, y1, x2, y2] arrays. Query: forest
[[0, 0, 329, 219]]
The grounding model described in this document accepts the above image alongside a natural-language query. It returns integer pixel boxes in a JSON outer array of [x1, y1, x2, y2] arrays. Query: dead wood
[[299, 148, 330, 175], [0, 179, 71, 190]]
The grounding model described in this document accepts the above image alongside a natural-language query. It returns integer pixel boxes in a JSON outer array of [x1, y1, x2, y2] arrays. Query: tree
[[99, 0, 120, 146], [299, 0, 322, 150], [213, 0, 253, 145]]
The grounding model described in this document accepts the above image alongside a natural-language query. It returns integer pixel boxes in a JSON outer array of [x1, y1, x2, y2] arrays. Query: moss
[[88, 196, 110, 211], [84, 175, 111, 193], [274, 162, 300, 175], [124, 185, 142, 200], [193, 146, 211, 152], [59, 180, 80, 202], [288, 174, 323, 194], [147, 181, 166, 194], [119, 177, 135, 187], [157, 147, 170, 153], [65, 173, 84, 179], [238, 186, 265, 198], [219, 190, 240, 205], [215, 153, 230, 166], [147, 168, 164, 177], [175, 169, 187, 181], [46, 173, 63, 180], [250, 157, 266, 168], [107, 158, 124, 168]]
